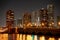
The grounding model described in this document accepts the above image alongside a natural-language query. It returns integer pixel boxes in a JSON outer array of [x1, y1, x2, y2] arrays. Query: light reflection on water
[[0, 34, 60, 40], [39, 36, 45, 40], [48, 37, 55, 40], [0, 34, 8, 40], [58, 38, 60, 40]]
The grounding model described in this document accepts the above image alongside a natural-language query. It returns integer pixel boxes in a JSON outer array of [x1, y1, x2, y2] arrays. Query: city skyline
[[0, 0, 60, 26]]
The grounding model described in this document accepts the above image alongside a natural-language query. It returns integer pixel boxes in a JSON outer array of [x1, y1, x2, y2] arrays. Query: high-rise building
[[6, 10, 14, 28], [39, 8, 48, 27], [17, 18, 23, 28], [31, 11, 40, 27], [23, 11, 31, 28], [31, 11, 37, 27], [47, 4, 54, 28]]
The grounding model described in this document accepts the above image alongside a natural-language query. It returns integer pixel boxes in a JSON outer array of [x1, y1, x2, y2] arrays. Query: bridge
[[0, 27, 60, 37]]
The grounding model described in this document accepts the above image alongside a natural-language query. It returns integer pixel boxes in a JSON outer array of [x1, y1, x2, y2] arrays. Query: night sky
[[0, 0, 60, 27]]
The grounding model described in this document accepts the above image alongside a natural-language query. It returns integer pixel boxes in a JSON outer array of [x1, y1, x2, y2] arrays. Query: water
[[0, 34, 60, 40]]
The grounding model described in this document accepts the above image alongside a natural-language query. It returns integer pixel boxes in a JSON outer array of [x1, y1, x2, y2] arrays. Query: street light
[[42, 23, 45, 26], [51, 22, 54, 25], [58, 21, 60, 26], [49, 23, 52, 27], [49, 22, 54, 28], [27, 23, 32, 28], [32, 22, 37, 27], [41, 22, 45, 27]]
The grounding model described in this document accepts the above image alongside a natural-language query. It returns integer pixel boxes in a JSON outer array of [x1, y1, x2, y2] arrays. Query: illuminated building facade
[[47, 4, 54, 27], [31, 11, 40, 27], [6, 10, 14, 28], [23, 11, 31, 28], [31, 11, 36, 26], [39, 8, 48, 27]]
